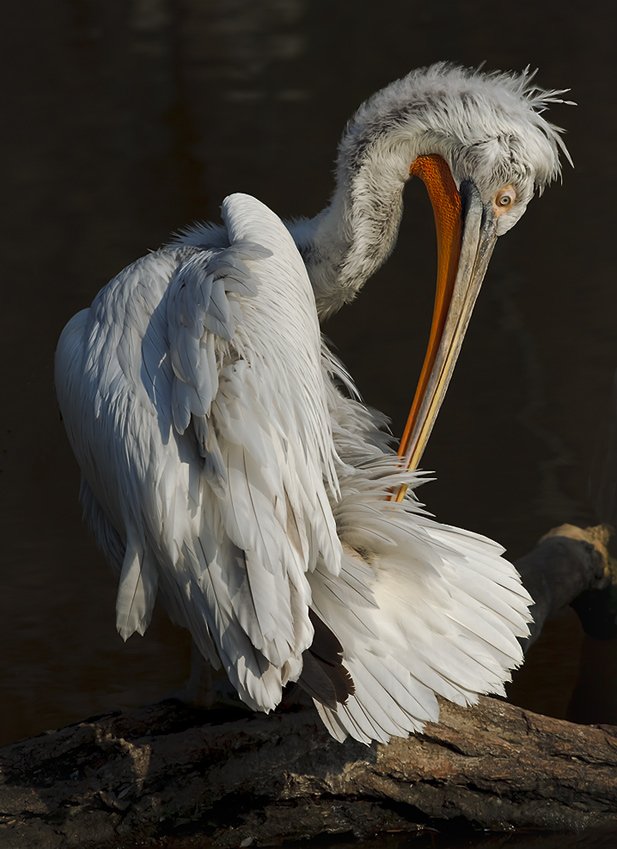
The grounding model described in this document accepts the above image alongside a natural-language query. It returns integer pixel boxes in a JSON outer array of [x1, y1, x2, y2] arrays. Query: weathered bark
[[2, 698, 617, 849], [515, 523, 613, 647], [1, 526, 615, 849]]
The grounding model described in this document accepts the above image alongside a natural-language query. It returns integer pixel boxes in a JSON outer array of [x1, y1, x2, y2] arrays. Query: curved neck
[[289, 138, 413, 319]]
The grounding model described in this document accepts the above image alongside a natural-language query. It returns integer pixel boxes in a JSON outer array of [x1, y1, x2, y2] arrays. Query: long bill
[[394, 154, 498, 502]]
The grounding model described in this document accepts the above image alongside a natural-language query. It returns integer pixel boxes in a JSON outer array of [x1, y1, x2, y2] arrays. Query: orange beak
[[395, 154, 498, 502]]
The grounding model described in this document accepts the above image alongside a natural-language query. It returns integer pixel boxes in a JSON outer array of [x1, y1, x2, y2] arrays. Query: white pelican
[[55, 63, 570, 744]]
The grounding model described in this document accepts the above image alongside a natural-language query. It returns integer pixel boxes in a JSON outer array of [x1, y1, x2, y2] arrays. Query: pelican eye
[[493, 185, 517, 216]]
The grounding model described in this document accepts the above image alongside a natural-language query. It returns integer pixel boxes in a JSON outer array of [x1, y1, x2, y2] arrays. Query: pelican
[[55, 63, 570, 744]]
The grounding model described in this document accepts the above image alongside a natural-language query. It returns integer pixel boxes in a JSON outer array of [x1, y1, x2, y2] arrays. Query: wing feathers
[[158, 194, 343, 706], [308, 452, 532, 745], [115, 534, 159, 640]]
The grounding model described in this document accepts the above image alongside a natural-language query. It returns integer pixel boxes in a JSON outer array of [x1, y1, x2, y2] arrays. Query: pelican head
[[338, 61, 570, 235], [297, 61, 572, 473]]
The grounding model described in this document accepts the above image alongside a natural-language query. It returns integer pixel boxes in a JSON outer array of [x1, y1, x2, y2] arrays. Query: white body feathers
[[56, 192, 531, 743]]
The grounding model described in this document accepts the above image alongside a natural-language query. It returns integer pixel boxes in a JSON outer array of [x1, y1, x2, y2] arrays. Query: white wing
[[310, 367, 532, 745], [55, 193, 342, 712]]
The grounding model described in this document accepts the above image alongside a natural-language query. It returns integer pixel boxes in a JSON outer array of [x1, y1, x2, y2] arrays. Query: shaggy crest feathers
[[290, 61, 572, 317], [340, 61, 572, 191]]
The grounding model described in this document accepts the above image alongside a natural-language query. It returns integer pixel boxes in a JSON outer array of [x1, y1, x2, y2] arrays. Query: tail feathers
[[297, 610, 354, 709], [299, 654, 351, 710], [308, 464, 533, 745], [316, 653, 436, 744]]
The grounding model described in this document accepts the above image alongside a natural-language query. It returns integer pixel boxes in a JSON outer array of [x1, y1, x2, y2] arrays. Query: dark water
[[2, 0, 617, 842]]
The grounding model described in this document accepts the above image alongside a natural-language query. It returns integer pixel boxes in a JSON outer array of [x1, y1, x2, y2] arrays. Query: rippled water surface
[[2, 0, 617, 844]]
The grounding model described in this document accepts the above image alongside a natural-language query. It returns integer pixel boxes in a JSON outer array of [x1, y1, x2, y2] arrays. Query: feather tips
[[115, 534, 159, 640], [308, 445, 532, 745]]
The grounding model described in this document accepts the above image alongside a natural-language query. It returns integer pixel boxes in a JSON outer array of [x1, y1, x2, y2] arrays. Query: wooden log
[[1, 526, 615, 849], [514, 523, 613, 648], [1, 698, 617, 848]]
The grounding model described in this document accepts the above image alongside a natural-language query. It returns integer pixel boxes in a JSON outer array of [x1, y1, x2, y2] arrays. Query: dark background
[[2, 0, 616, 745]]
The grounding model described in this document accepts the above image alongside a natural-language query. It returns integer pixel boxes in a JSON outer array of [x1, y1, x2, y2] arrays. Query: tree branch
[[1, 526, 615, 849]]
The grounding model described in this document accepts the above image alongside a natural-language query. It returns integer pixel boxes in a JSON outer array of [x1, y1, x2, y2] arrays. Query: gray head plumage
[[337, 62, 572, 235]]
